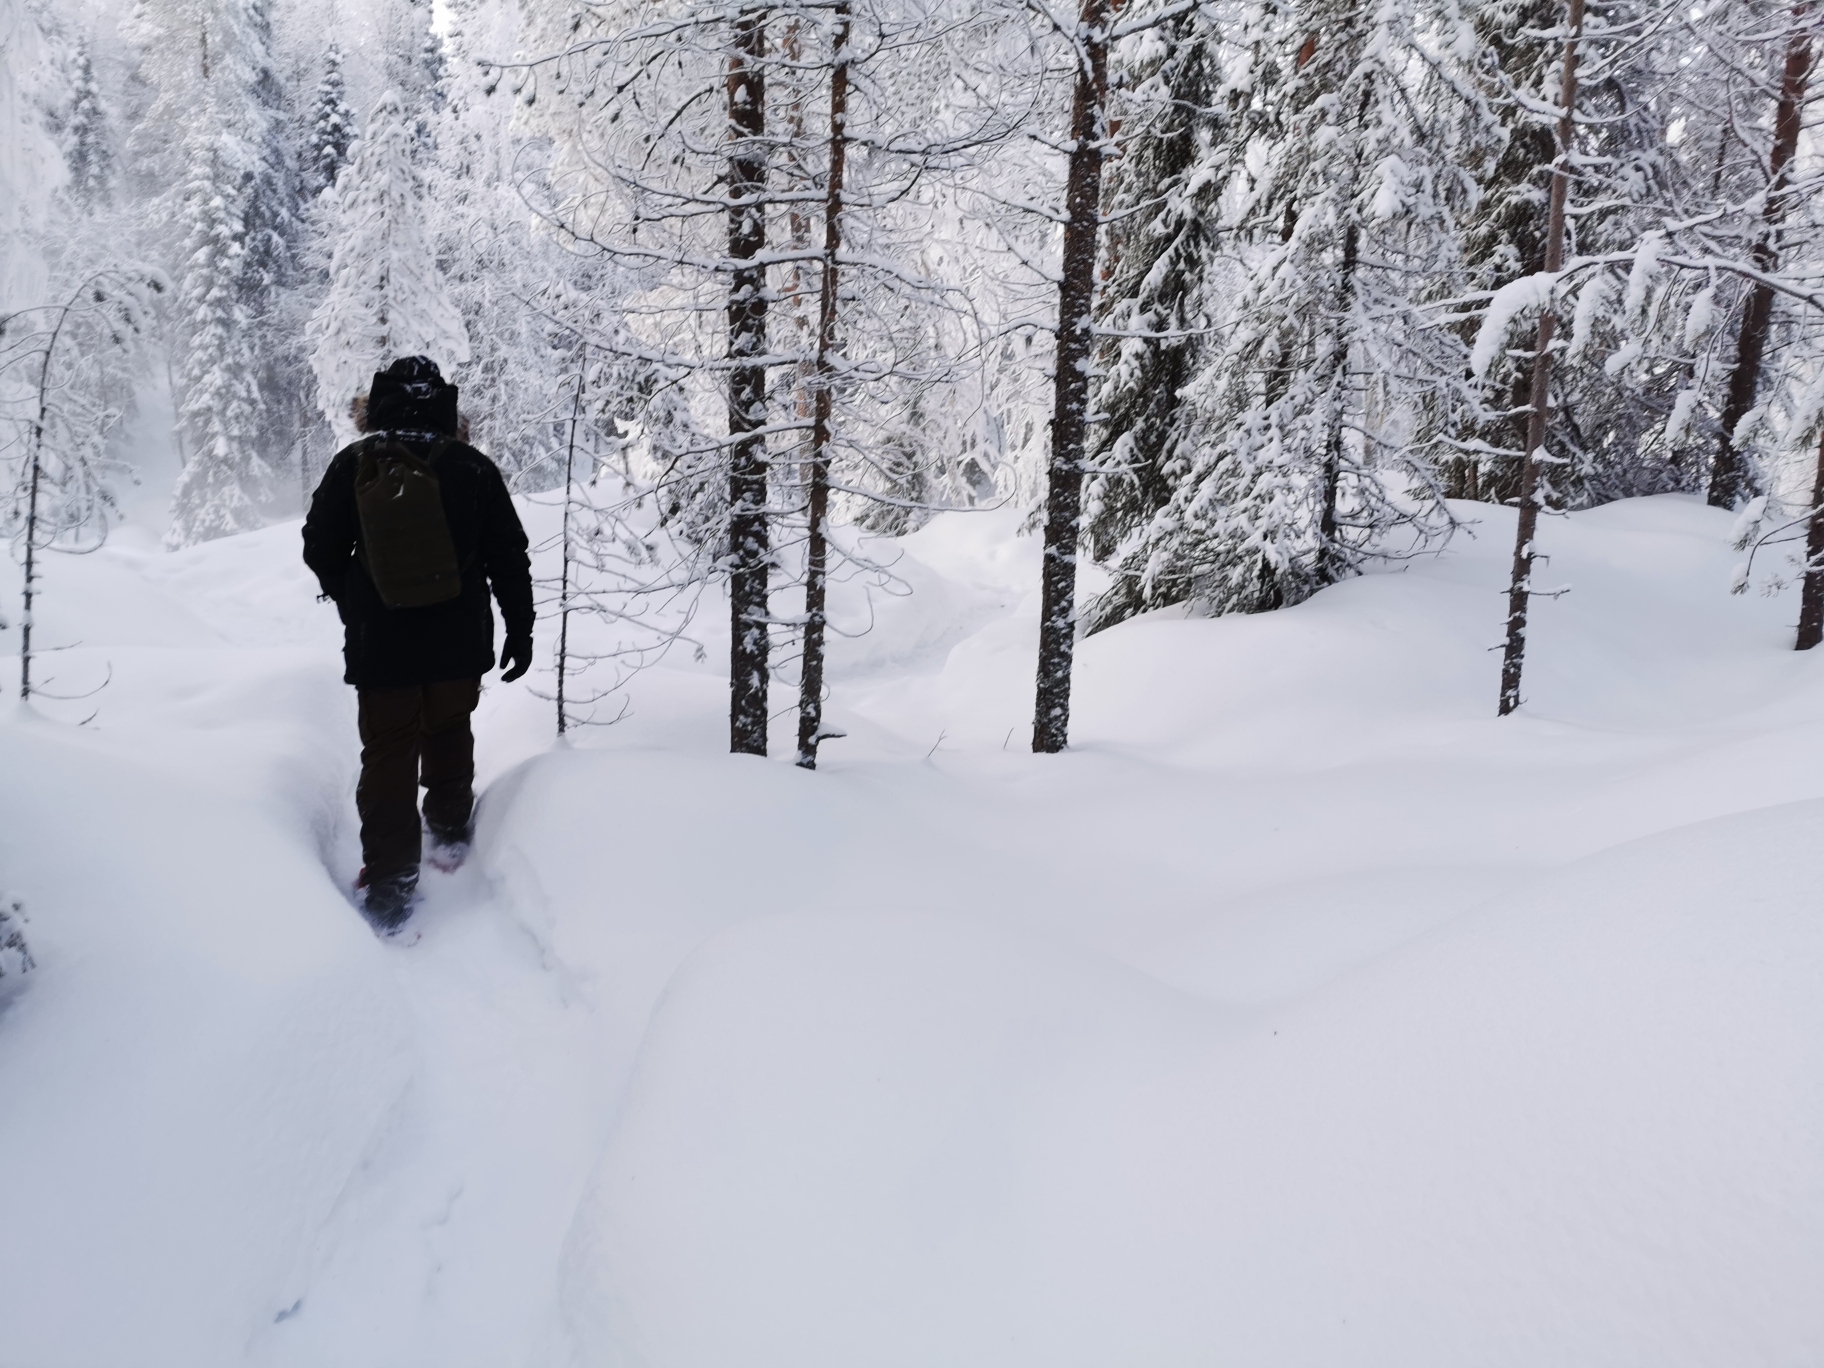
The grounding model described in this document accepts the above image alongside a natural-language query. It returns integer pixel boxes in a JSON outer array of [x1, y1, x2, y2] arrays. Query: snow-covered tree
[[1, 264, 165, 691], [307, 88, 470, 445], [168, 131, 273, 545], [1455, 0, 1696, 510], [1683, 0, 1824, 510], [1079, 3, 1255, 631], [64, 40, 114, 210], [1083, 0, 1486, 633], [302, 40, 355, 198], [128, 0, 306, 543], [381, 0, 444, 154], [0, 0, 64, 308], [518, 0, 1004, 755]]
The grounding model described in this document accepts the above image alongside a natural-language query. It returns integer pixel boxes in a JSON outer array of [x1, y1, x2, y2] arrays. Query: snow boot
[[357, 866, 419, 933], [426, 822, 472, 874]]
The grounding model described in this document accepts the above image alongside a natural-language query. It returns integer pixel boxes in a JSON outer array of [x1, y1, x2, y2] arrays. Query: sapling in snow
[[0, 266, 164, 700], [1495, 0, 1583, 718]]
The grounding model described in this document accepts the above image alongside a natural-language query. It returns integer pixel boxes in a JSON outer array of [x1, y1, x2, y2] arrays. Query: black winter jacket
[[302, 439, 534, 688]]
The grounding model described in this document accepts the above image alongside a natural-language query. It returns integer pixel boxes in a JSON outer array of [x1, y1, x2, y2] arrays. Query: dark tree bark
[[1797, 430, 1824, 650], [796, 3, 850, 770], [1033, 0, 1113, 754], [556, 357, 585, 735], [1318, 73, 1373, 583], [726, 9, 771, 755], [1711, 3, 1816, 511], [1319, 215, 1362, 583], [18, 288, 82, 702], [19, 438, 43, 702], [1498, 0, 1582, 717]]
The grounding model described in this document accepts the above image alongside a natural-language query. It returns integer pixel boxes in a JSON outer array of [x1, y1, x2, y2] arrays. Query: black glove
[[499, 634, 534, 682]]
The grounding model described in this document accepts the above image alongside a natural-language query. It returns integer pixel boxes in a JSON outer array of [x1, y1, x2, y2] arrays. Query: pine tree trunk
[[1319, 72, 1373, 583], [557, 361, 585, 734], [1319, 217, 1361, 582], [780, 17, 818, 440], [1498, 0, 1582, 717], [796, 4, 850, 771], [1710, 5, 1815, 510], [18, 445, 41, 702], [19, 294, 78, 703], [727, 9, 771, 755], [1797, 429, 1824, 650], [1033, 0, 1113, 754]]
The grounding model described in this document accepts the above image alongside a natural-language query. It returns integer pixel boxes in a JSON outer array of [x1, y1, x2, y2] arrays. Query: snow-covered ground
[[0, 486, 1819, 1367]]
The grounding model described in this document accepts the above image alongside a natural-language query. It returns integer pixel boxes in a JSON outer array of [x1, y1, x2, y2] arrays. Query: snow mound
[[557, 802, 1824, 1368], [0, 713, 414, 1366]]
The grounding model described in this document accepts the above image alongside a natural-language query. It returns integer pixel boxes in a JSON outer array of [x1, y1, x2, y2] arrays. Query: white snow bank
[[558, 802, 1823, 1368], [559, 909, 1221, 1368], [1, 490, 1821, 1367], [0, 711, 414, 1367]]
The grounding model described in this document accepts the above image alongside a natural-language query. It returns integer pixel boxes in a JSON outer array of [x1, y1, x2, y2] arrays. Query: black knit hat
[[367, 355, 459, 435]]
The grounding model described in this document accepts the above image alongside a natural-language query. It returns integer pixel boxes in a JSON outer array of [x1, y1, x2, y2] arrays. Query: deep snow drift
[[0, 491, 1819, 1367]]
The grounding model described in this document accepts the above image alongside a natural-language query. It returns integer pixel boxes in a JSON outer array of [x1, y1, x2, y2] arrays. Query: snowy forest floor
[[0, 488, 1820, 1367]]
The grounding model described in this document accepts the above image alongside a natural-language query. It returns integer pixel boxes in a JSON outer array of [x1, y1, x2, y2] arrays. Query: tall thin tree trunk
[[19, 444, 42, 702], [1319, 217, 1360, 582], [1033, 0, 1112, 754], [1498, 0, 1582, 717], [19, 293, 79, 702], [557, 359, 585, 734], [796, 4, 850, 771], [780, 17, 818, 443], [1711, 2, 1815, 510], [727, 9, 771, 755], [1797, 429, 1824, 649], [1319, 74, 1372, 584]]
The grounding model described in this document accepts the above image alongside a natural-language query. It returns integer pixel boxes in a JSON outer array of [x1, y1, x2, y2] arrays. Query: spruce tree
[[0, 0, 62, 307], [1086, 0, 1482, 625], [65, 40, 114, 209], [307, 89, 470, 444], [1455, 0, 1688, 508], [1080, 5, 1250, 631], [168, 132, 272, 545], [129, 0, 305, 541], [303, 41, 355, 198], [1449, 0, 1559, 502]]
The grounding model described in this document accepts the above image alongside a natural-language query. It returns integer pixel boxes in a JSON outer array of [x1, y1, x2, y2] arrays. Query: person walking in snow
[[302, 357, 534, 931]]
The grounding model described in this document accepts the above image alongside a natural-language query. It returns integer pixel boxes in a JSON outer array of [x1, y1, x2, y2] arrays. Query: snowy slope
[[0, 494, 1819, 1366]]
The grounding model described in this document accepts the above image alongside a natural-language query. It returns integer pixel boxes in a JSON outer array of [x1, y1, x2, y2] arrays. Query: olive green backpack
[[354, 436, 463, 608]]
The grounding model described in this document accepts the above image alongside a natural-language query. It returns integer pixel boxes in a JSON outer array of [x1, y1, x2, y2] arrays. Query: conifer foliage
[[65, 41, 114, 210], [307, 89, 470, 444], [131, 0, 307, 545], [169, 131, 273, 546], [303, 41, 356, 199], [1084, 0, 1483, 635]]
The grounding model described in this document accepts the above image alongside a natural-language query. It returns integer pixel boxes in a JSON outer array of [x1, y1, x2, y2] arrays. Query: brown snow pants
[[356, 678, 481, 879]]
